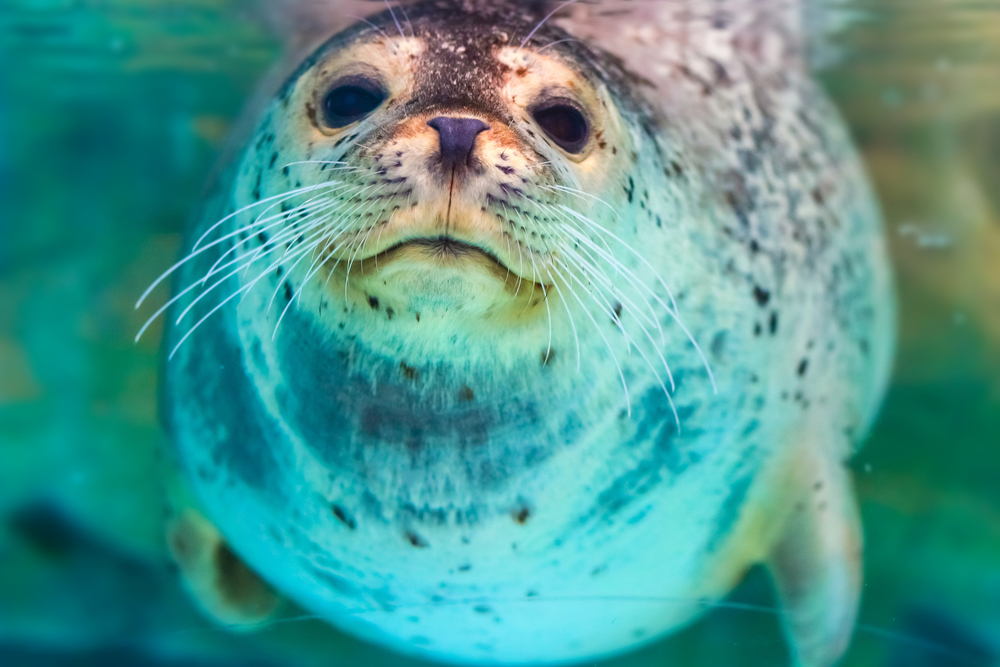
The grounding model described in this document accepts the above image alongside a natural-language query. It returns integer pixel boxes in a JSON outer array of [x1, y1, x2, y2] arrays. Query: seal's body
[[153, 2, 894, 664]]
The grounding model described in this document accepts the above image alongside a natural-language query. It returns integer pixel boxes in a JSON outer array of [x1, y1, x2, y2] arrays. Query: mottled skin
[[161, 1, 894, 665]]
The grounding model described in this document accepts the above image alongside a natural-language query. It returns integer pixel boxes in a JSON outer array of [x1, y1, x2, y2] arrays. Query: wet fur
[[151, 1, 894, 664]]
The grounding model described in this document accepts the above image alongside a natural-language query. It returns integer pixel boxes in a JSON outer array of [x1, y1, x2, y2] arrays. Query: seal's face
[[241, 9, 636, 361]]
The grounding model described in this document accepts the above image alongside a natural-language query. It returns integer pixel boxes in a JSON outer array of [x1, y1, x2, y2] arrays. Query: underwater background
[[0, 1, 998, 665]]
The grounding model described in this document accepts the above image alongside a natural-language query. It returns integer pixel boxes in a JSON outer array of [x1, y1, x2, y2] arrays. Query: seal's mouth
[[353, 235, 552, 295], [374, 236, 503, 265]]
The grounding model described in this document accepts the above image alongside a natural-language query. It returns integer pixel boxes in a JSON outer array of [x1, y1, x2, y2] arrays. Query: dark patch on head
[[332, 504, 357, 530], [769, 311, 779, 335], [459, 385, 475, 402], [283, 282, 293, 302], [540, 348, 555, 366], [386, 306, 395, 320], [368, 295, 380, 310], [612, 301, 623, 319], [797, 358, 809, 376]]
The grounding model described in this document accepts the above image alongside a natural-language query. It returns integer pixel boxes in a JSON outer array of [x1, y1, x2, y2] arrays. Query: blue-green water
[[1, 2, 998, 666]]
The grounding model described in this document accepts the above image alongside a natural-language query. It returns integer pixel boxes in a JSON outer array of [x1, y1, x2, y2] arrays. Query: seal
[[138, 1, 895, 664]]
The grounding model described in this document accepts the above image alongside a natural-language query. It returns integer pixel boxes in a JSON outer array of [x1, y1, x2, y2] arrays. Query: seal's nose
[[427, 117, 490, 171]]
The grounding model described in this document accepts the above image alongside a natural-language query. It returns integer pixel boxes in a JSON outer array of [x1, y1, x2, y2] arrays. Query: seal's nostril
[[427, 117, 490, 170]]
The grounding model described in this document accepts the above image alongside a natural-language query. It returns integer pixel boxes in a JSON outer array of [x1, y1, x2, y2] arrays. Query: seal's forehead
[[281, 4, 607, 107]]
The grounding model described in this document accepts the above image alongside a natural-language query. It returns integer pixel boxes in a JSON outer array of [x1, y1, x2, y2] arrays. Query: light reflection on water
[[0, 1, 998, 666]]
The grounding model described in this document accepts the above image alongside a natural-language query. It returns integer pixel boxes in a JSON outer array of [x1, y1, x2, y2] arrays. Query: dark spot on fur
[[332, 505, 356, 530], [769, 311, 779, 335], [405, 531, 429, 548], [474, 605, 491, 614], [612, 301, 623, 319], [368, 296, 380, 310], [399, 362, 418, 381], [753, 286, 770, 307], [257, 231, 269, 244], [269, 152, 277, 169], [540, 348, 555, 366], [513, 507, 530, 524], [283, 282, 293, 302], [386, 307, 395, 320], [459, 385, 475, 402], [797, 359, 809, 376], [753, 322, 762, 336]]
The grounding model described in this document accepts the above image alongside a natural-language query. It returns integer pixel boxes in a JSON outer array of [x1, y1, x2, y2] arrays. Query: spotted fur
[[152, 2, 894, 664]]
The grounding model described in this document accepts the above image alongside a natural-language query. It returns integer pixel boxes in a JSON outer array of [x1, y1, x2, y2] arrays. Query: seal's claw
[[767, 443, 863, 667], [166, 509, 281, 629]]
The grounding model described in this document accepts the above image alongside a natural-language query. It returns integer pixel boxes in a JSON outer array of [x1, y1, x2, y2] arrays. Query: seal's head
[[242, 3, 657, 358]]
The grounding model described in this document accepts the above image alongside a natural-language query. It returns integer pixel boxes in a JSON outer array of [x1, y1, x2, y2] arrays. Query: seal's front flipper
[[767, 445, 863, 667], [167, 509, 281, 629]]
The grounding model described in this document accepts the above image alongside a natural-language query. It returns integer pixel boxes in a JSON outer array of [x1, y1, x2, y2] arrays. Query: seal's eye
[[531, 99, 590, 154], [322, 76, 386, 128]]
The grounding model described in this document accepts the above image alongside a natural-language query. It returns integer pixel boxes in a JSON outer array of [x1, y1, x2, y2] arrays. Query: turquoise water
[[1, 1, 998, 665]]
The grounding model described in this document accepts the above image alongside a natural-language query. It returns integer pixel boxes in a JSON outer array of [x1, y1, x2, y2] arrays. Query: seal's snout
[[427, 117, 490, 172]]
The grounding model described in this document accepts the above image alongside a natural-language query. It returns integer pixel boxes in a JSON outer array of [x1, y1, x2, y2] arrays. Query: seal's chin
[[333, 234, 552, 322]]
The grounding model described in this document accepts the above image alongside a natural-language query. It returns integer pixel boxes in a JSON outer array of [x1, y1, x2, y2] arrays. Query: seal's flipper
[[167, 509, 281, 629], [767, 445, 863, 667]]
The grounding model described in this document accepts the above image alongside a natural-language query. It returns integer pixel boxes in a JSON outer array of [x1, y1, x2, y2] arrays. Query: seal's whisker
[[557, 205, 718, 393], [554, 255, 679, 425], [178, 214, 337, 327], [519, 0, 580, 49], [272, 227, 350, 339], [240, 193, 360, 274], [542, 263, 582, 372], [265, 234, 336, 321], [341, 186, 392, 301], [542, 184, 618, 218], [136, 205, 335, 343], [539, 201, 624, 286], [204, 194, 344, 282], [507, 203, 553, 355], [536, 38, 584, 54], [192, 182, 338, 252], [546, 256, 632, 415], [135, 182, 344, 309], [395, 0, 414, 38], [556, 222, 693, 381], [348, 14, 392, 42], [545, 211, 665, 345], [564, 241, 665, 344], [562, 244, 677, 393], [383, 0, 405, 39]]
